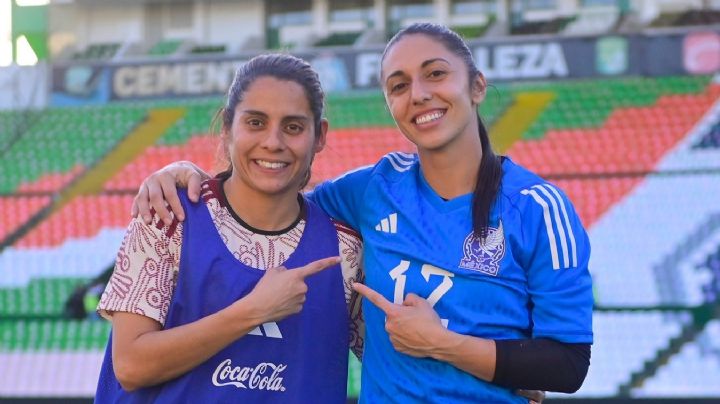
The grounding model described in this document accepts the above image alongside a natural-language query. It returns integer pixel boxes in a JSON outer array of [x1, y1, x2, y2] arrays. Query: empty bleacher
[[147, 39, 183, 56], [0, 195, 52, 244], [573, 310, 691, 397], [651, 9, 720, 28], [0, 105, 146, 195], [72, 43, 121, 61], [635, 320, 720, 396], [314, 32, 363, 47], [563, 7, 619, 35], [511, 16, 576, 35]]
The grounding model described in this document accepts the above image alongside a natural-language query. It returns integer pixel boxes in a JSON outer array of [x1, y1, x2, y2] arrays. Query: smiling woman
[[221, 75, 327, 230], [94, 54, 363, 404]]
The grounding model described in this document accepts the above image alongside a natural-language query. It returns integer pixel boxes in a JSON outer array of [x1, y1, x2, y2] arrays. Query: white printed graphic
[[459, 222, 506, 275], [389, 260, 454, 328], [248, 322, 283, 338], [212, 359, 287, 391], [389, 260, 410, 304], [421, 264, 454, 328], [375, 213, 398, 233]]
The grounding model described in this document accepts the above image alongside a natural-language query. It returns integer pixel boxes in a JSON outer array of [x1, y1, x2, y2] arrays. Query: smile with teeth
[[414, 110, 445, 125], [255, 160, 288, 169]]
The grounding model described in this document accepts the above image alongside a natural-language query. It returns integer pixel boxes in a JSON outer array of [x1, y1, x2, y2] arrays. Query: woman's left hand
[[353, 282, 447, 357]]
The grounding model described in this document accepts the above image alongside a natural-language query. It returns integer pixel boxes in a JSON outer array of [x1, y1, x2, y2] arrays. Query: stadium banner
[[49, 28, 719, 105]]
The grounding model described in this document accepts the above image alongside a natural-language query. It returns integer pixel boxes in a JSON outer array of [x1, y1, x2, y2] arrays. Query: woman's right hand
[[240, 257, 341, 324], [131, 161, 209, 224]]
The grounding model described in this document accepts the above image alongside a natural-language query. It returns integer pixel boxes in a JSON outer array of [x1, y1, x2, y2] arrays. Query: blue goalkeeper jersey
[[310, 153, 593, 403]]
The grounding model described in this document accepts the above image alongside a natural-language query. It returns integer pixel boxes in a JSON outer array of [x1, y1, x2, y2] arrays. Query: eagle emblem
[[459, 221, 506, 276]]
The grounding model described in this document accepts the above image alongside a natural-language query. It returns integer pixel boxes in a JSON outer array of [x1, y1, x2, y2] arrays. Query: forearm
[[427, 329, 497, 382], [113, 298, 263, 390]]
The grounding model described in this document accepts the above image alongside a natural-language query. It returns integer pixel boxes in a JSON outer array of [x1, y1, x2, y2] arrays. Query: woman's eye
[[247, 119, 263, 127], [390, 82, 407, 93], [286, 123, 304, 133], [429, 70, 446, 78]]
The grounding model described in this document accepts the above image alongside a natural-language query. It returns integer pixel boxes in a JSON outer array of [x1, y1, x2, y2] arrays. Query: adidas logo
[[375, 213, 398, 234], [248, 322, 283, 339]]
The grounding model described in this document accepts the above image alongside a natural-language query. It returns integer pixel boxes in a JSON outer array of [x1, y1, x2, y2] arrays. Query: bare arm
[[131, 161, 209, 224], [425, 327, 496, 381], [112, 298, 261, 391], [112, 257, 340, 391]]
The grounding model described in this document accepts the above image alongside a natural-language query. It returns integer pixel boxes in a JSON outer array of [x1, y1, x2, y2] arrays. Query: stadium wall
[[47, 27, 720, 106], [49, 0, 265, 57]]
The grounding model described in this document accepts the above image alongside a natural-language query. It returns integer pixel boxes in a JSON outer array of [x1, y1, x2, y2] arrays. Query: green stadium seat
[[72, 43, 121, 61], [314, 32, 363, 47], [148, 39, 183, 56]]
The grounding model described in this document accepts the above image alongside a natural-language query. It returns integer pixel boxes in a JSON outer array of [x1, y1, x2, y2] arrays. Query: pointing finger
[[295, 256, 341, 278], [352, 282, 395, 314]]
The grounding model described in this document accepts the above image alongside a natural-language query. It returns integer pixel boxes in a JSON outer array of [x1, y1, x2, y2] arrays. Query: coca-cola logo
[[211, 359, 287, 392]]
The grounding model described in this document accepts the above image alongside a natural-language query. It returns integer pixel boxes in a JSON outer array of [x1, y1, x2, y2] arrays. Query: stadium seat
[[147, 39, 183, 56], [634, 320, 720, 396], [71, 43, 121, 61], [563, 7, 619, 35], [0, 106, 146, 194], [573, 311, 690, 397]]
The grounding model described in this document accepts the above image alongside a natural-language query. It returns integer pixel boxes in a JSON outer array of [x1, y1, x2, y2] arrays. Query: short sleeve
[[97, 216, 182, 326], [334, 221, 364, 359], [516, 183, 594, 344]]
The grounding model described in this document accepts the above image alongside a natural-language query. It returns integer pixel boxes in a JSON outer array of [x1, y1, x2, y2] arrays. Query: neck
[[418, 131, 483, 200], [222, 178, 301, 232]]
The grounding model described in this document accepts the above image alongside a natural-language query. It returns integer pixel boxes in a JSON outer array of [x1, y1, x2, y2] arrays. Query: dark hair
[[382, 23, 503, 239], [218, 53, 325, 187]]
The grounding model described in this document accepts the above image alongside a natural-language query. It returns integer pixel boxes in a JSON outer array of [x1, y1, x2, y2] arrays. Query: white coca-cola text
[[211, 359, 287, 392]]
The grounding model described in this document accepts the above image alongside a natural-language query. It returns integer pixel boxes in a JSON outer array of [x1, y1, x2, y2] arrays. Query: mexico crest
[[459, 221, 506, 276]]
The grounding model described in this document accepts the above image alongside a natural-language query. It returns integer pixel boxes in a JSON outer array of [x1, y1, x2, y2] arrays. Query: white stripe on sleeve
[[542, 184, 578, 267], [533, 184, 570, 268], [521, 189, 560, 270]]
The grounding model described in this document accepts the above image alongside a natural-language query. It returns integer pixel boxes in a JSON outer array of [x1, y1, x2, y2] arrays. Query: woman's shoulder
[[500, 158, 567, 199], [375, 151, 419, 177], [329, 151, 419, 184], [332, 219, 361, 243]]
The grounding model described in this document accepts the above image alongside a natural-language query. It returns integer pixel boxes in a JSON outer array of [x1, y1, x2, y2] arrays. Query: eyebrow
[[384, 58, 451, 84], [241, 110, 310, 122], [241, 109, 268, 118]]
